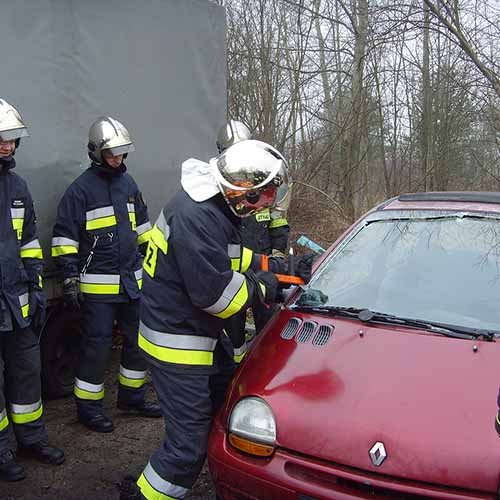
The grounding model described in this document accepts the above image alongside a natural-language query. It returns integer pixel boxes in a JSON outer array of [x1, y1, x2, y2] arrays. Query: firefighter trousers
[[0, 326, 48, 453], [136, 344, 236, 500], [74, 300, 148, 419]]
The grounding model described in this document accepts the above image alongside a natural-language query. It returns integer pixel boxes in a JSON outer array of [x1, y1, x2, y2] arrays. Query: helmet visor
[[220, 163, 290, 217], [105, 143, 135, 157], [0, 127, 29, 142]]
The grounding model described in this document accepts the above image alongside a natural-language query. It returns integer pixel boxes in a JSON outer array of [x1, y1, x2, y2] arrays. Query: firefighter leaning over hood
[[52, 116, 161, 434], [0, 99, 64, 482], [119, 140, 313, 500]]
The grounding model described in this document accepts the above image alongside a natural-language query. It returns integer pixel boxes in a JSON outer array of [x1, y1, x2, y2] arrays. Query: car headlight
[[228, 397, 276, 457]]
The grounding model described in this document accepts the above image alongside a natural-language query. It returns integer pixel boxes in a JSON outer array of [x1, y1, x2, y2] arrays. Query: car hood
[[228, 310, 500, 493]]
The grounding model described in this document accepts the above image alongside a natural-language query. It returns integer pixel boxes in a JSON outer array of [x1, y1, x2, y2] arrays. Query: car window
[[298, 215, 500, 333]]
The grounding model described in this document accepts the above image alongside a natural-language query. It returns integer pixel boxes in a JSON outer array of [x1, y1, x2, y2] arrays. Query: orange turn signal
[[228, 433, 275, 457]]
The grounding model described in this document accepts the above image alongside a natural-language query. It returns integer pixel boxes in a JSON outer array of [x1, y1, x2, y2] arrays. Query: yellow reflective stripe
[[137, 279, 143, 290], [497, 413, 500, 426], [21, 304, 29, 318], [20, 248, 43, 259], [138, 228, 152, 246], [74, 386, 105, 401], [12, 219, 23, 240], [129, 212, 137, 231], [137, 474, 177, 500], [0, 410, 8, 432], [118, 373, 146, 389], [234, 351, 247, 363], [86, 215, 117, 230], [212, 280, 249, 319], [80, 283, 120, 294], [138, 333, 214, 366], [230, 258, 239, 271], [269, 217, 288, 229], [241, 247, 253, 272], [38, 275, 43, 288], [10, 404, 43, 424], [52, 245, 78, 256], [150, 225, 168, 254], [259, 283, 266, 297], [255, 208, 271, 222]]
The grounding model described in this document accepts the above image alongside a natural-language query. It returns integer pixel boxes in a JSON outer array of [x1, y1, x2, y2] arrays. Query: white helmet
[[0, 99, 29, 144], [87, 116, 135, 164], [216, 119, 252, 153], [210, 139, 291, 217]]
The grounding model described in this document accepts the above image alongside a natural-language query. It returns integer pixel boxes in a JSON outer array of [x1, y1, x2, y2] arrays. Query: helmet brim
[[0, 127, 29, 141]]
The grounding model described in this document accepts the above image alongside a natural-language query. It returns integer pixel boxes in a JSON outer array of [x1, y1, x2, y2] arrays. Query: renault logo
[[369, 441, 387, 466]]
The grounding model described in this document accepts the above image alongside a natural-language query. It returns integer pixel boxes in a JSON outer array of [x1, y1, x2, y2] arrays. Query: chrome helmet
[[0, 99, 29, 145], [87, 116, 135, 164], [210, 139, 291, 217], [216, 119, 252, 153]]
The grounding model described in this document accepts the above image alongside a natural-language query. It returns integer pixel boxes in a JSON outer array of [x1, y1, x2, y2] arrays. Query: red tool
[[260, 254, 305, 286]]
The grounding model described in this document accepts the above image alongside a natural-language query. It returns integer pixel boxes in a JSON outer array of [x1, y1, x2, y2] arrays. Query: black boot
[[0, 450, 25, 482], [78, 413, 115, 433], [117, 401, 161, 418], [118, 475, 146, 500], [18, 440, 65, 465]]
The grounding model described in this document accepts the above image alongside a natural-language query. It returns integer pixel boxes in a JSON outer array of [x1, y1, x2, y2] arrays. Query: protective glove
[[63, 277, 83, 309], [496, 412, 500, 438], [295, 253, 315, 284], [29, 285, 46, 330], [255, 270, 280, 304]]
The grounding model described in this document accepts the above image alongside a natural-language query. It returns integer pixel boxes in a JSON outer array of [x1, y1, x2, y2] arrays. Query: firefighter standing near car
[[118, 139, 312, 500], [52, 116, 161, 434], [217, 120, 290, 335], [0, 99, 64, 482]]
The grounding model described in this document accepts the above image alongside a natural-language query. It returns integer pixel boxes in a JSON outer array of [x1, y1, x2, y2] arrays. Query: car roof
[[378, 191, 500, 215]]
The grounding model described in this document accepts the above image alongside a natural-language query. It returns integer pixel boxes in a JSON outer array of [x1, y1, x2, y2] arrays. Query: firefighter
[[217, 120, 290, 334], [119, 139, 312, 500], [0, 99, 64, 482], [52, 116, 160, 434]]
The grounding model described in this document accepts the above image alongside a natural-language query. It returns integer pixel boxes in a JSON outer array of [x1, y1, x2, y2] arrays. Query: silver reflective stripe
[[144, 462, 189, 499], [0, 409, 6, 421], [10, 208, 25, 218], [19, 293, 29, 307], [127, 203, 135, 213], [227, 244, 241, 258], [75, 378, 104, 393], [20, 238, 41, 250], [139, 321, 217, 351], [10, 399, 42, 415], [80, 274, 120, 284], [120, 365, 147, 380], [86, 206, 115, 220], [52, 236, 79, 249], [233, 343, 248, 356], [203, 272, 245, 315], [136, 221, 152, 235], [156, 211, 170, 239], [134, 268, 143, 280]]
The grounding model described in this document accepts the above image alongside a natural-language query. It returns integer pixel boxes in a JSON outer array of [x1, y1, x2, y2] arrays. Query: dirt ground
[[1, 348, 216, 500]]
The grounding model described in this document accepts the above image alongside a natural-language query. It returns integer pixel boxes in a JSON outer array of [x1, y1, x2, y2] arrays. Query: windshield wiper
[[290, 305, 497, 342]]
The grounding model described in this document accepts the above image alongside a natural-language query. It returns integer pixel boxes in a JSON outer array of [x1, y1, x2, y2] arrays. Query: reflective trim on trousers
[[138, 322, 216, 366], [135, 268, 143, 290], [202, 272, 248, 319], [86, 206, 116, 230], [51, 236, 79, 256], [74, 377, 105, 401], [79, 273, 120, 295], [9, 399, 43, 424], [138, 462, 188, 500], [20, 238, 43, 259], [118, 365, 147, 389], [233, 342, 248, 363], [0, 409, 9, 432], [19, 292, 29, 318]]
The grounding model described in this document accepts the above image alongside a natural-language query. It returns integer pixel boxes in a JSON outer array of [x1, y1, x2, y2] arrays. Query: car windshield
[[295, 211, 500, 333]]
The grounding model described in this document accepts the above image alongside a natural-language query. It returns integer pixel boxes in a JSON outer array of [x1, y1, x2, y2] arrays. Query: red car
[[209, 192, 500, 500]]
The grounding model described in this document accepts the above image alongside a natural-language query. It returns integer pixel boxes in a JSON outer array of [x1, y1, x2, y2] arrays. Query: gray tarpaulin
[[2, 0, 226, 272]]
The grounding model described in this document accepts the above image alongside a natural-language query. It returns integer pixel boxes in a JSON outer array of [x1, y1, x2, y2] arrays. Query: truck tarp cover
[[2, 0, 226, 271]]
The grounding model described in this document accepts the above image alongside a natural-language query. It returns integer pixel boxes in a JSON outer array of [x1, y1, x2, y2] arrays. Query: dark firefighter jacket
[[0, 158, 43, 329], [52, 162, 152, 302], [139, 190, 279, 371], [240, 208, 289, 256]]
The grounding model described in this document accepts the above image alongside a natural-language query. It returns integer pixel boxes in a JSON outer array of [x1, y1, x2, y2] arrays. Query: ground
[[1, 348, 216, 500]]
